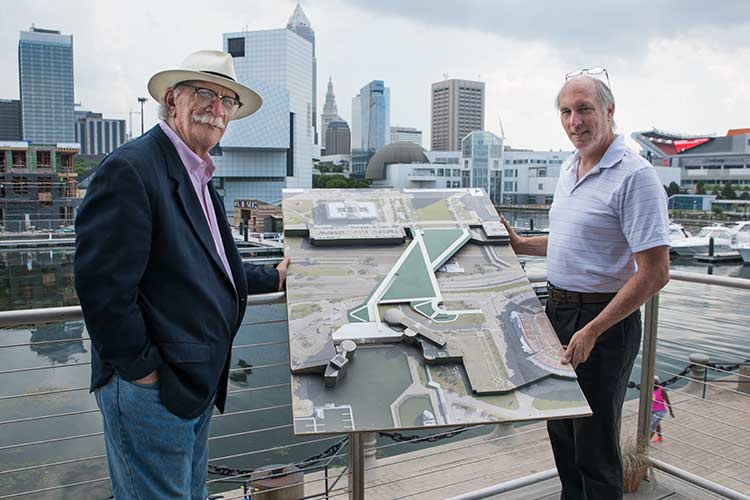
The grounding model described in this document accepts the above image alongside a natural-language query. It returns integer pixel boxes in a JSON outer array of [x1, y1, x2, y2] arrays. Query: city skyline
[[1, 1, 748, 151]]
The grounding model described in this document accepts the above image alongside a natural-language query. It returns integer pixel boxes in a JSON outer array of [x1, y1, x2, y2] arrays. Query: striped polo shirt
[[547, 135, 670, 293]]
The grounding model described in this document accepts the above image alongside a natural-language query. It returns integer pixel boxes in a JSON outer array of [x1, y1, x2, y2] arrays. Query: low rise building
[[0, 141, 80, 231], [233, 199, 283, 233], [632, 128, 749, 194], [366, 131, 678, 205]]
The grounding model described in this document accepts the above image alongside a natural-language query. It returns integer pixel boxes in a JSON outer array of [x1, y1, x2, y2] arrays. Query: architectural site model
[[282, 188, 591, 434]]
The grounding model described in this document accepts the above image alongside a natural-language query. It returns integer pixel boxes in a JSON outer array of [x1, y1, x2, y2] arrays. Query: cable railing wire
[[658, 318, 750, 345], [655, 337, 750, 363], [0, 476, 110, 500], [207, 437, 348, 485], [369, 424, 549, 471], [650, 397, 750, 433], [0, 385, 89, 401], [662, 417, 750, 453], [389, 455, 555, 500], [654, 431, 750, 473], [0, 453, 107, 476], [364, 440, 551, 491], [207, 435, 343, 465], [0, 430, 104, 452], [654, 366, 750, 401], [655, 386, 750, 420], [650, 445, 750, 486], [211, 403, 292, 421], [655, 350, 750, 379], [0, 407, 99, 426]]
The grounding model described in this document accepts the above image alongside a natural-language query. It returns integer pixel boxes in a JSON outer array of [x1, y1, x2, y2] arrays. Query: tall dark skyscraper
[[18, 26, 75, 143], [287, 3, 317, 145]]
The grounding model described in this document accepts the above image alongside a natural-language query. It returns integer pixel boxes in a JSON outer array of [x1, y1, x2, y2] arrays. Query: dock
[[694, 252, 743, 263]]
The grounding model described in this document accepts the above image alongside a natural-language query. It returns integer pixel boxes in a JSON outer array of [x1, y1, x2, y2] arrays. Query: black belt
[[547, 283, 617, 304]]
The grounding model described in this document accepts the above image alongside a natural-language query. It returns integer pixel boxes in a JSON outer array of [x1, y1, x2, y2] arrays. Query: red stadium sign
[[673, 138, 710, 153]]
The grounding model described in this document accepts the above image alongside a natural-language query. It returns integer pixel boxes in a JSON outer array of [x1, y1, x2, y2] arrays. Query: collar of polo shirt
[[568, 135, 627, 174]]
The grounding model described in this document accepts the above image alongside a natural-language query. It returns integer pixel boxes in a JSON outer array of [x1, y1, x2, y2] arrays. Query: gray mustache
[[192, 113, 226, 130]]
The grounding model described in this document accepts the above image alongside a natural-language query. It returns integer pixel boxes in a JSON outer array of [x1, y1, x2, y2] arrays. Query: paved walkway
[[220, 375, 749, 499]]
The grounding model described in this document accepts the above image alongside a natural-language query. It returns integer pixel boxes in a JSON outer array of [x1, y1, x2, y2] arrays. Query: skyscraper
[[351, 80, 390, 151], [321, 76, 343, 150], [431, 79, 484, 151], [216, 28, 313, 211], [325, 120, 351, 156], [18, 27, 75, 143], [287, 3, 317, 145]]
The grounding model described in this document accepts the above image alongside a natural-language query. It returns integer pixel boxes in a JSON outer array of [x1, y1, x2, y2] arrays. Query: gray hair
[[157, 83, 187, 121], [554, 76, 616, 131]]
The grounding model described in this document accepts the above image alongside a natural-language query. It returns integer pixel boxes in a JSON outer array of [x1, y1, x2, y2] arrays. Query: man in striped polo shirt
[[501, 74, 670, 499]]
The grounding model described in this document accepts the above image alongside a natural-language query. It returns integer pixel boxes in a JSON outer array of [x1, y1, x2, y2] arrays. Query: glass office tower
[[19, 27, 75, 143]]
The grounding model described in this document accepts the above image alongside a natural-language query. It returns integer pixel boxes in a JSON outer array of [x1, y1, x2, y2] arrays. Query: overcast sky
[[2, 0, 749, 151]]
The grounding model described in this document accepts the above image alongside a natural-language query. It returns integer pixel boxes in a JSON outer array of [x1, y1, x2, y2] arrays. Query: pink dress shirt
[[159, 121, 236, 290]]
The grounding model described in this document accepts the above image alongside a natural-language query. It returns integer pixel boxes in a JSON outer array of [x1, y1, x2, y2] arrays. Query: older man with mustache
[[75, 50, 289, 499]]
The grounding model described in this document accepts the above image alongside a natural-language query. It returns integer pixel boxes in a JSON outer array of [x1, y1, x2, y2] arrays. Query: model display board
[[282, 188, 591, 434]]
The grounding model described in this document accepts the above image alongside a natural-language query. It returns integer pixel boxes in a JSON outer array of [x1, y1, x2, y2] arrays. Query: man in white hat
[[75, 50, 290, 499]]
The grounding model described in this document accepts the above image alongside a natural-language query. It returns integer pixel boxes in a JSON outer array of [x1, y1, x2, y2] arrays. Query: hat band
[[201, 70, 236, 82]]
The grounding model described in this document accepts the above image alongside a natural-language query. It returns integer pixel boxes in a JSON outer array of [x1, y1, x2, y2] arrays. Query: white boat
[[670, 224, 734, 256], [669, 223, 690, 244], [729, 221, 750, 263]]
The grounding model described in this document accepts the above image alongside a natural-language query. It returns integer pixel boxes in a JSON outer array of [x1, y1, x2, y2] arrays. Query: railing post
[[348, 432, 364, 500], [637, 293, 659, 450]]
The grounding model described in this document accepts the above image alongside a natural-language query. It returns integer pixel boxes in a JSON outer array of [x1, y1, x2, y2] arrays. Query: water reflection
[[29, 321, 87, 364], [0, 250, 77, 310]]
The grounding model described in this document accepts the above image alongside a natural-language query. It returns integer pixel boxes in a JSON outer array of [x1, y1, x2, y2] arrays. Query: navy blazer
[[74, 125, 279, 419]]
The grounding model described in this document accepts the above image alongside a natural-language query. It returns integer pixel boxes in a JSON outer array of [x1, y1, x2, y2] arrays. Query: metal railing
[[0, 269, 749, 499]]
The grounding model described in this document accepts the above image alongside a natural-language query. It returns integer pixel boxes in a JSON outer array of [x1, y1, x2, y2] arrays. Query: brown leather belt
[[547, 283, 617, 304]]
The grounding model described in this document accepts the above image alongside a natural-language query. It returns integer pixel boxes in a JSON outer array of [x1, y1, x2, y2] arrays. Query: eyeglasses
[[179, 84, 243, 117], [565, 67, 612, 92]]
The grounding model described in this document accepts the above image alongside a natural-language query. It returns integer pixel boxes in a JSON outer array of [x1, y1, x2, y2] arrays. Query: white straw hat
[[147, 50, 261, 120]]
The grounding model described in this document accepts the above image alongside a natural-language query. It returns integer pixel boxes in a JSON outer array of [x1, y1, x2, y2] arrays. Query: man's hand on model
[[561, 326, 598, 368], [500, 215, 523, 252], [277, 257, 291, 291], [135, 370, 159, 385]]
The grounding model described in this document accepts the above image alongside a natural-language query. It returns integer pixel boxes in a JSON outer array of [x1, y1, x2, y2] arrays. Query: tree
[[695, 180, 706, 195], [721, 182, 737, 200], [74, 157, 98, 177], [325, 177, 351, 189], [665, 181, 681, 197], [740, 191, 750, 201]]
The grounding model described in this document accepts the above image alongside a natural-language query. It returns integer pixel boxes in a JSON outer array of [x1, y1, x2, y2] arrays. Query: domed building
[[365, 142, 463, 189]]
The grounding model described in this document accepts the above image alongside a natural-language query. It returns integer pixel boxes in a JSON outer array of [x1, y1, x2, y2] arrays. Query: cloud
[[344, 0, 750, 63], [1, 0, 748, 150]]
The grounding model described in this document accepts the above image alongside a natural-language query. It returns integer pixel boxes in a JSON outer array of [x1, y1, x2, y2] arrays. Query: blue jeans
[[650, 409, 667, 432], [94, 374, 214, 500]]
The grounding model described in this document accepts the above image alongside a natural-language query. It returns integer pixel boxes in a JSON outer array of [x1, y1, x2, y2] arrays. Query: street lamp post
[[137, 97, 147, 136]]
